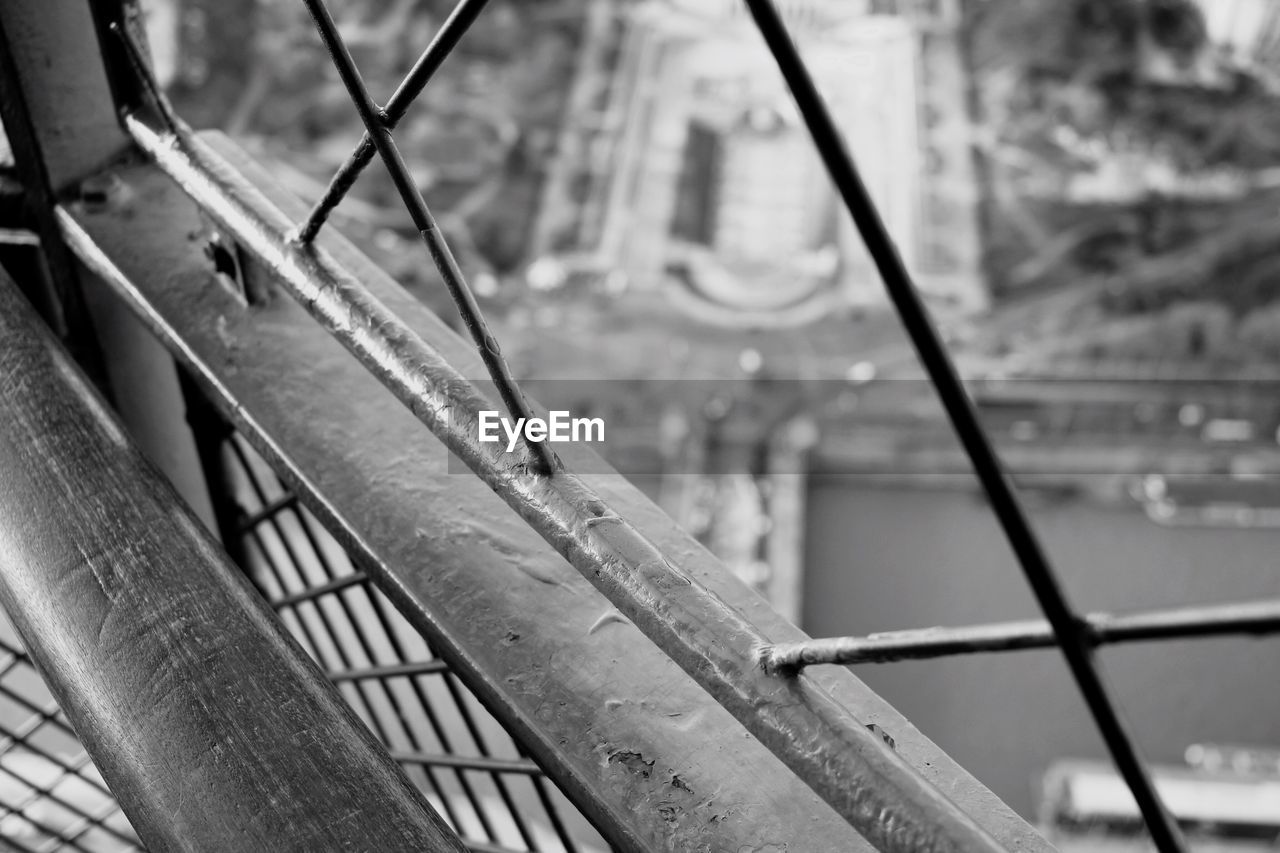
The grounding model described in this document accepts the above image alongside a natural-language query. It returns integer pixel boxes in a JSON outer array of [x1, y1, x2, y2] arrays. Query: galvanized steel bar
[[765, 598, 1280, 667], [62, 122, 1045, 852], [742, 1, 1187, 850], [0, 271, 467, 853]]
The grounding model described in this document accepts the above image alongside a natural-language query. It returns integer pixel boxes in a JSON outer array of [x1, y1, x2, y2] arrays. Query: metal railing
[[213, 425, 593, 853], [2, 0, 1275, 851], [99, 4, 1013, 850]]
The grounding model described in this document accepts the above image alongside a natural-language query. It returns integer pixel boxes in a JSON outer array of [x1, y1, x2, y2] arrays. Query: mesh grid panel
[[0, 626, 139, 853], [221, 434, 606, 853]]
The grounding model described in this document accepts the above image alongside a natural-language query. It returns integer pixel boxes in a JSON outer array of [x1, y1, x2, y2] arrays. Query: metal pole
[[765, 598, 1280, 667], [0, 270, 467, 853], [742, 2, 1186, 849]]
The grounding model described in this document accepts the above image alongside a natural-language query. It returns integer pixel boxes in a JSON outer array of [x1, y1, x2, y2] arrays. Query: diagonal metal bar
[[327, 659, 452, 682], [765, 598, 1280, 667], [88, 119, 1019, 853], [298, 0, 554, 473], [109, 21, 178, 134], [269, 570, 367, 609], [235, 491, 297, 533], [741, 2, 1186, 850], [389, 752, 543, 776], [295, 0, 492, 243]]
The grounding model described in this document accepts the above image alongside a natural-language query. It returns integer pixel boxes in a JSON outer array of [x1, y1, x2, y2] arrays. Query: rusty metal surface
[[0, 271, 467, 853], [57, 130, 1050, 851]]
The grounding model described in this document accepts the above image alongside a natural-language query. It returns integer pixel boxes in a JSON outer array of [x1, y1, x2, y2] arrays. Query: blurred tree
[[166, 0, 590, 305], [168, 0, 259, 131], [966, 0, 1280, 363]]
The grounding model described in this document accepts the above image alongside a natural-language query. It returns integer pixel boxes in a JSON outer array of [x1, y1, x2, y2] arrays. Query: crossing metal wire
[[6, 0, 1279, 851]]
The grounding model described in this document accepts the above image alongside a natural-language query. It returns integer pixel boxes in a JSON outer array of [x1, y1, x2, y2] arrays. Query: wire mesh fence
[[0, 626, 140, 853], [219, 432, 607, 853]]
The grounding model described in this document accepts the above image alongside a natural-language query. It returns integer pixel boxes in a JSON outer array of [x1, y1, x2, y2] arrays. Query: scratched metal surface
[[129, 121, 1032, 853], [0, 271, 466, 853], [59, 134, 1049, 852]]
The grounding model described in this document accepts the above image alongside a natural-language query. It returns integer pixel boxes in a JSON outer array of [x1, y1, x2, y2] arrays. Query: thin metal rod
[[390, 752, 543, 776], [109, 21, 178, 133], [178, 370, 249, 567], [466, 841, 528, 853], [113, 119, 1008, 853], [328, 659, 451, 682], [524, 753, 581, 853], [765, 598, 1280, 667], [297, 0, 555, 473], [741, 3, 1185, 850], [296, 0, 492, 242], [236, 492, 298, 533], [270, 570, 368, 608]]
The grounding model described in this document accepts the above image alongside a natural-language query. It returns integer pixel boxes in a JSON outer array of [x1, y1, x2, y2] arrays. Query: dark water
[[804, 481, 1280, 819]]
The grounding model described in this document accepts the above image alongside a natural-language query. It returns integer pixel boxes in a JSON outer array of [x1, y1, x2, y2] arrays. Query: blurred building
[[1196, 0, 1280, 71], [1041, 749, 1280, 852], [546, 0, 986, 326]]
